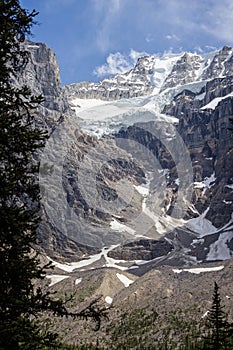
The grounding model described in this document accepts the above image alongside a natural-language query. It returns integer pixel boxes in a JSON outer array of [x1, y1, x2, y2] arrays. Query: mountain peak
[[63, 46, 233, 101]]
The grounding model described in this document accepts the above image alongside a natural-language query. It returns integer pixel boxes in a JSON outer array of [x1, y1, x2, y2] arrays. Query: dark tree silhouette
[[201, 282, 233, 350], [0, 1, 107, 349]]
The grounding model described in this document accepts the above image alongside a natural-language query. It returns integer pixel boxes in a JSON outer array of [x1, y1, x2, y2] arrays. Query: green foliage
[[97, 285, 232, 350], [105, 306, 196, 349]]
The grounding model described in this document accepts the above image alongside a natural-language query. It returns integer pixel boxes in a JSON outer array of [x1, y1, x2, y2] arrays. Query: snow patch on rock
[[46, 274, 69, 287], [173, 266, 224, 274], [116, 273, 134, 287]]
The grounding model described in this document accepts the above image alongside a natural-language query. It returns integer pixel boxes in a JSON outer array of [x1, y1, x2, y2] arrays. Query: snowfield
[[186, 208, 217, 236], [207, 231, 233, 261], [48, 245, 137, 273], [173, 266, 225, 274]]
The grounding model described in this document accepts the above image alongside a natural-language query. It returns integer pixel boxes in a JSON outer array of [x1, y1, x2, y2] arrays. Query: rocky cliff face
[[63, 62, 154, 101], [16, 41, 73, 121], [16, 41, 149, 257], [13, 42, 105, 259], [13, 41, 233, 346], [202, 46, 233, 80], [162, 76, 233, 227], [161, 53, 204, 91], [20, 42, 233, 265]]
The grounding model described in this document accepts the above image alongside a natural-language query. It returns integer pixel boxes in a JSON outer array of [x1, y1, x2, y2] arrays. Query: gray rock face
[[37, 210, 100, 262], [63, 47, 233, 103], [60, 134, 145, 246], [63, 68, 154, 101], [13, 42, 106, 258], [163, 77, 233, 227], [18, 41, 233, 263], [161, 53, 204, 91], [202, 46, 233, 80], [108, 238, 174, 260], [204, 76, 233, 104], [17, 41, 73, 121]]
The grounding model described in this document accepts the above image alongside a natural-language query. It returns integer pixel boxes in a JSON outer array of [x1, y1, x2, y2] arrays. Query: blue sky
[[20, 0, 233, 85]]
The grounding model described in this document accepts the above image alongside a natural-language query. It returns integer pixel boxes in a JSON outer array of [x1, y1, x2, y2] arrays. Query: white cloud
[[92, 0, 124, 52], [165, 34, 180, 41], [129, 49, 148, 62], [205, 45, 218, 51], [162, 0, 233, 44], [92, 0, 121, 12], [194, 46, 204, 53], [203, 0, 233, 43], [90, 0, 233, 68], [93, 49, 149, 77], [145, 34, 154, 43], [93, 52, 132, 76]]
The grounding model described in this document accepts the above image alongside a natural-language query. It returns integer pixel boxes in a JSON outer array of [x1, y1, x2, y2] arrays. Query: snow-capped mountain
[[12, 42, 233, 348], [63, 46, 233, 139], [63, 46, 232, 101], [19, 42, 233, 268]]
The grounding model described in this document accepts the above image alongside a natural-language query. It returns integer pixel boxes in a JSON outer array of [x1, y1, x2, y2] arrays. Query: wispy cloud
[[93, 49, 148, 77], [205, 45, 218, 51], [194, 46, 204, 53], [160, 0, 233, 44], [44, 0, 76, 13], [92, 0, 124, 52], [165, 34, 180, 41], [90, 0, 233, 54], [129, 49, 148, 62], [145, 34, 154, 43], [24, 0, 233, 84], [202, 0, 233, 43]]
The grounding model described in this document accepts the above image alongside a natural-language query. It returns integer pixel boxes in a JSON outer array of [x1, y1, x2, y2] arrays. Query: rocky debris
[[41, 258, 233, 347], [108, 238, 174, 260]]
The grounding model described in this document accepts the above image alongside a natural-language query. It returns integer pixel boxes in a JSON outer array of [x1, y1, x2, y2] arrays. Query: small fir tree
[[201, 282, 233, 350]]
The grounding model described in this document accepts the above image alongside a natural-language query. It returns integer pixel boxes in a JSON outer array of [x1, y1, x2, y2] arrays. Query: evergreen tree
[[200, 282, 233, 350], [0, 1, 107, 349]]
